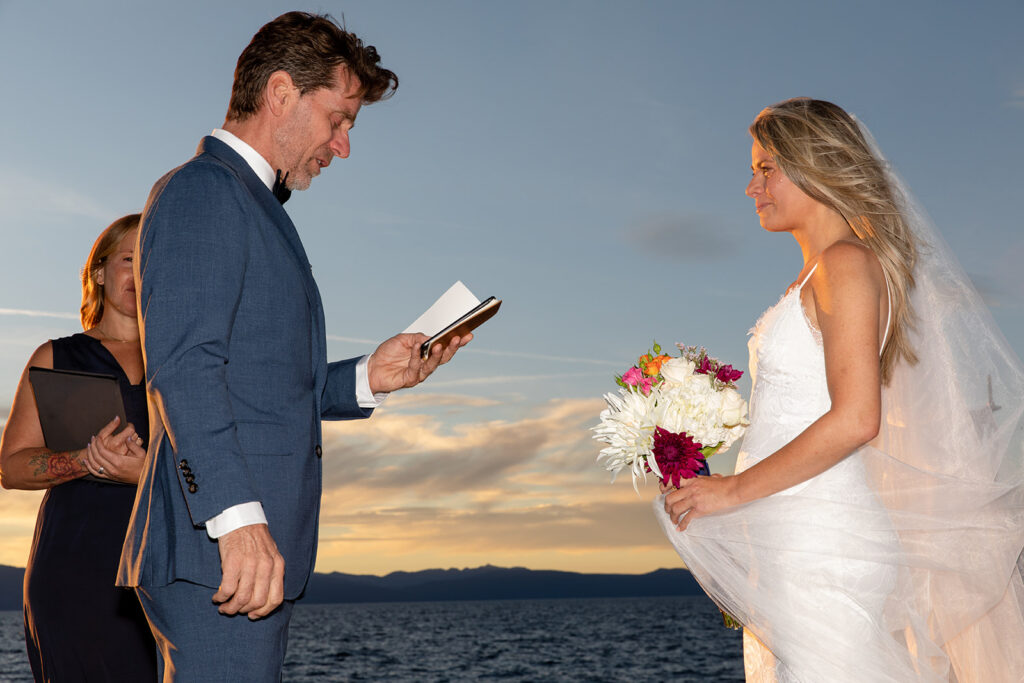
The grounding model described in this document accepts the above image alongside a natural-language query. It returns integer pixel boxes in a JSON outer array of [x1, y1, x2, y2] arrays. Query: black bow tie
[[272, 170, 291, 205]]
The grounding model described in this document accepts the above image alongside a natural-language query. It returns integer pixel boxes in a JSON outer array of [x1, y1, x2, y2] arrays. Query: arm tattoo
[[29, 450, 86, 484]]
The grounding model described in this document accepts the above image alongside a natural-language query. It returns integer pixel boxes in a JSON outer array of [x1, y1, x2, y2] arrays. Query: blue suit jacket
[[117, 136, 372, 598]]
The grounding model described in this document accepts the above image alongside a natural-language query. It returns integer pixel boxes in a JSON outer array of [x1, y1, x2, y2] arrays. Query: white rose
[[661, 358, 695, 384], [657, 382, 709, 437], [720, 387, 748, 427]]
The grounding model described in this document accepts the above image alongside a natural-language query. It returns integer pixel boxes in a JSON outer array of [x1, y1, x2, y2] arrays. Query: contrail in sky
[[326, 335, 619, 367], [428, 372, 607, 388], [456, 348, 620, 366], [0, 323, 619, 368], [0, 308, 78, 320], [326, 335, 378, 344]]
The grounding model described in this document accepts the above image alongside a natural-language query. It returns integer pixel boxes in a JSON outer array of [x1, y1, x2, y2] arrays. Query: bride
[[654, 98, 1024, 681]]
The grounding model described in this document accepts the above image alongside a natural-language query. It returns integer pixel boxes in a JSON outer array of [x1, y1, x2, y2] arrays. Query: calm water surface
[[1, 596, 743, 681]]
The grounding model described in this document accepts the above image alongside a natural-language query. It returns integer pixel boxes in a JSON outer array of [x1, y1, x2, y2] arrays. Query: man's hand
[[368, 332, 471, 394], [212, 523, 285, 620]]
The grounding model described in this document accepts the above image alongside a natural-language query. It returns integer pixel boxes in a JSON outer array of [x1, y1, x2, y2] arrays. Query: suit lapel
[[197, 137, 329, 395]]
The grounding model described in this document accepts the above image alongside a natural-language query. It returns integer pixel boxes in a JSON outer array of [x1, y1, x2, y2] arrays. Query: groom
[[117, 12, 468, 680]]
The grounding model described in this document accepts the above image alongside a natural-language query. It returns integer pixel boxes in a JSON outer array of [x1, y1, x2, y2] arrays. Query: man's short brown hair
[[227, 11, 398, 122]]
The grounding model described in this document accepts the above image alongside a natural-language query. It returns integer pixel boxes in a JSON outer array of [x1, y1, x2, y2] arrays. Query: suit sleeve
[[321, 356, 374, 420], [137, 163, 259, 525]]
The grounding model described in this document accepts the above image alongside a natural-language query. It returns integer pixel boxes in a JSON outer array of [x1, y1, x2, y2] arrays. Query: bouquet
[[593, 342, 748, 492]]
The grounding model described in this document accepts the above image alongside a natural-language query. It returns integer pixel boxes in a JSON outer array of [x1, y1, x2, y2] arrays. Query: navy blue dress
[[23, 333, 157, 682]]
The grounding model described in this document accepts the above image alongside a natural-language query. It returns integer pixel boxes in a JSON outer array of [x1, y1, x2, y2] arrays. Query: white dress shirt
[[204, 128, 386, 538]]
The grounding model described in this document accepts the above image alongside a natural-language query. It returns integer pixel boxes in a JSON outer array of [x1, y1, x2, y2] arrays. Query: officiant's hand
[[662, 473, 738, 531], [82, 415, 146, 484], [368, 332, 471, 394]]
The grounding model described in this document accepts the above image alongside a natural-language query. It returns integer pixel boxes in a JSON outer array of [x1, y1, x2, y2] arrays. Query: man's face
[[273, 65, 363, 191]]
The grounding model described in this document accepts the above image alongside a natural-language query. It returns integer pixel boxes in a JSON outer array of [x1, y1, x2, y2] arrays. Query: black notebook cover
[[28, 366, 127, 455]]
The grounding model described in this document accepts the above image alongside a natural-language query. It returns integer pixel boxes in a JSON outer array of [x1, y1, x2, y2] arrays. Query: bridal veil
[[859, 119, 1024, 680]]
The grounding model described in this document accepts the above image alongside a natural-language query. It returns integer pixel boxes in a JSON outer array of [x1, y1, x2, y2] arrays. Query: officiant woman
[[0, 214, 157, 681]]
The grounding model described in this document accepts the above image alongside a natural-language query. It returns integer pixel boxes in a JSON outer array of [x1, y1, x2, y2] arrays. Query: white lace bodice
[[746, 282, 830, 439], [738, 265, 890, 477]]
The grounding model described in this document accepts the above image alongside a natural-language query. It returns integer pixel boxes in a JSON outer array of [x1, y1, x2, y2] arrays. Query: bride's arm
[[665, 241, 886, 529]]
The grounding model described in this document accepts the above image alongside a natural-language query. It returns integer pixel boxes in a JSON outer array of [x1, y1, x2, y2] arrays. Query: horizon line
[[0, 562, 686, 577]]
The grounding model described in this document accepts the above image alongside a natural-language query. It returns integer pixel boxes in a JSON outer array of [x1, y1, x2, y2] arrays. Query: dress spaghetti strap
[[880, 277, 892, 352], [798, 262, 892, 355], [796, 263, 818, 290]]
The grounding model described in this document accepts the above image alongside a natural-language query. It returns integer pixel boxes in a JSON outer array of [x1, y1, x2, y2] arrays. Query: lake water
[[0, 596, 744, 681]]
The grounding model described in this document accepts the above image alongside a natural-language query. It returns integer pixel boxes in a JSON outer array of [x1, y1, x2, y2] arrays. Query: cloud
[[318, 499, 669, 551], [970, 240, 1024, 308], [310, 394, 683, 565], [319, 397, 603, 496], [0, 167, 113, 223], [0, 396, 675, 573], [1009, 87, 1024, 110], [625, 213, 739, 261], [382, 392, 502, 410], [309, 394, 691, 572], [0, 489, 45, 568], [969, 272, 1006, 309]]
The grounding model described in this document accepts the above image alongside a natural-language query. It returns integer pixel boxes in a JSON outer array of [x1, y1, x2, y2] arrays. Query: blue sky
[[0, 0, 1021, 574]]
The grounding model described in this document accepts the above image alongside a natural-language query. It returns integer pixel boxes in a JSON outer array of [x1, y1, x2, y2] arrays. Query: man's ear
[[264, 70, 297, 117]]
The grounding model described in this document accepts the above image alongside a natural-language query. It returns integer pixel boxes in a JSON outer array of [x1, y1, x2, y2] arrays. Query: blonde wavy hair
[[750, 98, 917, 384], [80, 214, 141, 330]]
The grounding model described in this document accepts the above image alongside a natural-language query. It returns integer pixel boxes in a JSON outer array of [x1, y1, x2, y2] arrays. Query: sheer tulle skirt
[[654, 434, 1024, 682]]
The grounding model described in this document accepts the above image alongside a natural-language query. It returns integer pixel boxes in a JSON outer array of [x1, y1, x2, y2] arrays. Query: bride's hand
[[663, 473, 737, 531]]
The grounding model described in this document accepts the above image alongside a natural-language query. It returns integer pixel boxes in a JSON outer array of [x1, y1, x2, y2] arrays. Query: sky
[[0, 0, 1021, 576]]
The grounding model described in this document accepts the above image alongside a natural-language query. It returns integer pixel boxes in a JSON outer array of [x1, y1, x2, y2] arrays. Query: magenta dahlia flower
[[652, 426, 708, 487]]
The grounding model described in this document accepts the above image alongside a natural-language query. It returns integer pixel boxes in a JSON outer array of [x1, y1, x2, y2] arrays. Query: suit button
[[180, 459, 189, 469], [315, 445, 322, 457], [185, 474, 195, 484], [188, 483, 198, 493]]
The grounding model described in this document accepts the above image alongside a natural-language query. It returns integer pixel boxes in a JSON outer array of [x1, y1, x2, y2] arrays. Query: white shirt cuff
[[356, 354, 389, 408], [205, 502, 267, 539]]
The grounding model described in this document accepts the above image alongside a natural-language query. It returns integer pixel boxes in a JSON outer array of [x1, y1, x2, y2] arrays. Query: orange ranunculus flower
[[643, 354, 673, 376]]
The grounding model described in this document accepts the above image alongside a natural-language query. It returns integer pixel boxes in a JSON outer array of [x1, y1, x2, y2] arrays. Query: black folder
[[28, 367, 128, 482]]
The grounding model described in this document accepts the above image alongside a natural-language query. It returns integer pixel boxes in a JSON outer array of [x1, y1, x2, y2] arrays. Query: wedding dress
[[656, 267, 919, 681], [654, 220, 1024, 680]]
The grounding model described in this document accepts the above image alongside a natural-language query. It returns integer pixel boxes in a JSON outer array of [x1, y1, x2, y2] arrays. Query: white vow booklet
[[405, 281, 501, 359]]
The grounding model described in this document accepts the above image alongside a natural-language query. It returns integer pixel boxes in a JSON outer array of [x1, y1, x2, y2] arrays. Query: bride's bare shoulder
[[804, 240, 886, 325], [814, 240, 884, 288]]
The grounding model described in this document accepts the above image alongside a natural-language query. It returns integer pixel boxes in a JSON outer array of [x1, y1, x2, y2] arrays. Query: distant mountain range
[[0, 564, 703, 611]]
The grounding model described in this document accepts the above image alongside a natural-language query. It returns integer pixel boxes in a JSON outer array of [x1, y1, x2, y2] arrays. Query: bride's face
[[745, 141, 817, 233]]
